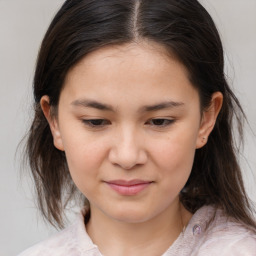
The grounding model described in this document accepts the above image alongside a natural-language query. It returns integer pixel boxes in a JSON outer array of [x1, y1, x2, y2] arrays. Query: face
[[42, 42, 219, 224]]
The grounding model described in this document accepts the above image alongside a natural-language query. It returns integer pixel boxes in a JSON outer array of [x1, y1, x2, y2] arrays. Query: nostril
[[108, 147, 147, 170]]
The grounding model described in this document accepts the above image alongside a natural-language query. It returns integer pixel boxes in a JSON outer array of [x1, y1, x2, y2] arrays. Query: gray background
[[0, 0, 255, 255]]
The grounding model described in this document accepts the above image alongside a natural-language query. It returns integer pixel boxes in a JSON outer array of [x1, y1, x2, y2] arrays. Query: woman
[[19, 0, 256, 255]]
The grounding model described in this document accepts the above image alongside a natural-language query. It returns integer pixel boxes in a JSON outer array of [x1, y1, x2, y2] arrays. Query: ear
[[196, 92, 223, 149], [40, 96, 64, 151]]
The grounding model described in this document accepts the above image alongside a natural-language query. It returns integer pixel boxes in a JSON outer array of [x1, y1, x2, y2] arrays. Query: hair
[[25, 0, 256, 229]]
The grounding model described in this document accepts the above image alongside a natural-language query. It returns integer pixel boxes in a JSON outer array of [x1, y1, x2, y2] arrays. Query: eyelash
[[145, 118, 175, 127], [82, 119, 110, 127], [81, 118, 175, 128]]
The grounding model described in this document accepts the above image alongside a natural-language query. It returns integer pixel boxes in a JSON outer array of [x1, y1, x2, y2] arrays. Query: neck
[[86, 199, 192, 256]]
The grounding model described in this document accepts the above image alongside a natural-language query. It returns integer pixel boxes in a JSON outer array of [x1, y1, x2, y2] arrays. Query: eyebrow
[[71, 99, 184, 112], [71, 99, 114, 111], [140, 101, 184, 112]]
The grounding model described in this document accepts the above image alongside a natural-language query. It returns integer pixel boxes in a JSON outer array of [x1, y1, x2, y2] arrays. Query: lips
[[104, 179, 153, 196]]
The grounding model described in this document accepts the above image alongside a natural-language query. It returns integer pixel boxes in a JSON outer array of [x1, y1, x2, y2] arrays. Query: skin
[[41, 42, 223, 256]]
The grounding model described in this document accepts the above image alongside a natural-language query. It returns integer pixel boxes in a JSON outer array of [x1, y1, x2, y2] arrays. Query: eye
[[82, 119, 110, 127], [146, 118, 175, 127]]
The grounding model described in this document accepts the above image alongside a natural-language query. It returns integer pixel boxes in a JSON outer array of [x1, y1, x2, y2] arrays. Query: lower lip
[[106, 183, 152, 196]]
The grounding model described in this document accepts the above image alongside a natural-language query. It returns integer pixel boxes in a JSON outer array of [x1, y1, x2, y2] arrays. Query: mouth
[[104, 179, 153, 196]]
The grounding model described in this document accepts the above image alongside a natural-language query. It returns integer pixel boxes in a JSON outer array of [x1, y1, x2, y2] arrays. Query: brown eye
[[82, 119, 110, 127], [146, 119, 175, 127]]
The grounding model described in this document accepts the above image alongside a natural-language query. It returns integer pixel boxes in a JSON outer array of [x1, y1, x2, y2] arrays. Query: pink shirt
[[18, 205, 256, 255]]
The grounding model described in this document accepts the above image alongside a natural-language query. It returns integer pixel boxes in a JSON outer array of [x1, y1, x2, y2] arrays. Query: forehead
[[61, 41, 199, 109], [66, 41, 188, 82]]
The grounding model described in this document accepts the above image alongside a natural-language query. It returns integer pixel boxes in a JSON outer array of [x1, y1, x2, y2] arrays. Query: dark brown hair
[[26, 0, 256, 229]]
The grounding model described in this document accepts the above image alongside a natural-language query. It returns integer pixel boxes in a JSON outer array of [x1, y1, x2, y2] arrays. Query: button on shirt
[[18, 205, 256, 256]]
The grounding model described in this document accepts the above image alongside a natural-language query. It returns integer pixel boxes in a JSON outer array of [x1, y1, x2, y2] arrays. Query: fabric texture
[[18, 205, 256, 256]]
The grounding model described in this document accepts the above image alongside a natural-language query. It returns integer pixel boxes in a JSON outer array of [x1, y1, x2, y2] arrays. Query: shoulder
[[17, 209, 100, 256], [18, 223, 78, 256], [193, 206, 256, 255]]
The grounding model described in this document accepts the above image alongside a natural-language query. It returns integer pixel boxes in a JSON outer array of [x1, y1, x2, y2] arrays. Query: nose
[[108, 126, 147, 170]]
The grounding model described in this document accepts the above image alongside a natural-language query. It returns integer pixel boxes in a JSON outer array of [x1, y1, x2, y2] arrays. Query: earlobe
[[40, 96, 64, 151], [196, 92, 223, 149]]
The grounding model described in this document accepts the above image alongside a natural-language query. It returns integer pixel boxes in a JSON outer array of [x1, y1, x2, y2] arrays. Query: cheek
[[151, 129, 198, 183], [61, 133, 108, 191], [154, 147, 194, 199]]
